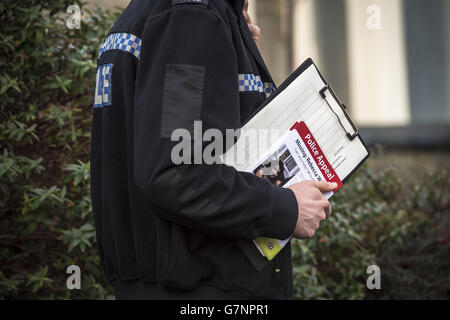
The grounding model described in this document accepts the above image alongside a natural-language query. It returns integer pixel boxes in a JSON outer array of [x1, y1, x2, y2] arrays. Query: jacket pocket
[[160, 64, 205, 138], [165, 224, 214, 289]]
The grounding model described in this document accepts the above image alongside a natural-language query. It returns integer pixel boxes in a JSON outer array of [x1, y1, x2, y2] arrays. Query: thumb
[[312, 180, 338, 192], [243, 0, 249, 12]]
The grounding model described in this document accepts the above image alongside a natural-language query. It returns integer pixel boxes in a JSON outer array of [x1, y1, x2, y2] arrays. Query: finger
[[243, 0, 249, 12], [312, 180, 338, 192], [317, 200, 331, 214], [248, 24, 261, 38], [324, 201, 332, 217], [244, 11, 253, 25], [249, 24, 261, 35], [313, 220, 320, 233], [243, 11, 250, 23], [318, 209, 327, 221]]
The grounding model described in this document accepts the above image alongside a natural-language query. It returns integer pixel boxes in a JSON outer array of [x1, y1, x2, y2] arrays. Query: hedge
[[1, 1, 448, 299]]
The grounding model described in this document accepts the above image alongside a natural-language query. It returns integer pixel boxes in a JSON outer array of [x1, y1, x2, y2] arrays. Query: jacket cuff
[[258, 186, 299, 239]]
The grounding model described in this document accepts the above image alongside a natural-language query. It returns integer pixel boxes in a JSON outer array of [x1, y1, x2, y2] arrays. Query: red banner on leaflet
[[291, 121, 343, 191]]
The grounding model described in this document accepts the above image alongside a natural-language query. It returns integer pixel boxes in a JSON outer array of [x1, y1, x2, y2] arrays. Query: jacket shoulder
[[171, 0, 209, 6], [169, 0, 238, 27]]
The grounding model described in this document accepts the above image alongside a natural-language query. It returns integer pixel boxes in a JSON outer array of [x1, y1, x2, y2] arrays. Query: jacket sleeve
[[133, 5, 298, 241]]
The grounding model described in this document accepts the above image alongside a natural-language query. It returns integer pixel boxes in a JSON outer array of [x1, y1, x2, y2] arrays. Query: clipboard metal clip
[[319, 85, 359, 141]]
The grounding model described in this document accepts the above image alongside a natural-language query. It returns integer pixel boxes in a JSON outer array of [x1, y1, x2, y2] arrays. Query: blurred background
[[248, 0, 450, 149], [0, 0, 448, 300], [96, 0, 450, 148]]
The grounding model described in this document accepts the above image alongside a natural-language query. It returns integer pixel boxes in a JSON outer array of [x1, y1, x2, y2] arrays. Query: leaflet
[[247, 121, 342, 260]]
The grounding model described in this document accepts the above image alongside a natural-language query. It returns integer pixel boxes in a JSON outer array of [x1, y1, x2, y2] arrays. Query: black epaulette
[[171, 0, 209, 6]]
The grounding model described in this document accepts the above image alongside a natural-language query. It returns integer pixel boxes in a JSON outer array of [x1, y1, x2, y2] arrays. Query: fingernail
[[330, 182, 338, 188]]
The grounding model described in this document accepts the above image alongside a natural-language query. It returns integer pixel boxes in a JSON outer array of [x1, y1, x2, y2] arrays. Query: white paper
[[223, 64, 368, 181]]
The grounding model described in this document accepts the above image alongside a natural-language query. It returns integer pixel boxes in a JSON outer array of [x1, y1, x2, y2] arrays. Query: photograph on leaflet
[[252, 143, 299, 187]]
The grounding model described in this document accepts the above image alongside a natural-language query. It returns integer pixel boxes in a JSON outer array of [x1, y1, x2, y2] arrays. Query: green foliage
[[292, 164, 450, 300], [0, 0, 118, 299]]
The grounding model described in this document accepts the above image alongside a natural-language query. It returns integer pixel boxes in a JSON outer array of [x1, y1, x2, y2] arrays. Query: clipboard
[[232, 58, 370, 271], [240, 58, 370, 183], [319, 84, 358, 141]]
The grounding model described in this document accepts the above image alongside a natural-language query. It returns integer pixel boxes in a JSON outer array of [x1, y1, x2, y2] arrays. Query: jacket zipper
[[238, 13, 276, 87], [274, 256, 281, 275]]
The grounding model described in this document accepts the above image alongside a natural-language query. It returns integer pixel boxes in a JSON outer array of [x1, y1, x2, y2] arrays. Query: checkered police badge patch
[[98, 33, 142, 60], [238, 74, 275, 98]]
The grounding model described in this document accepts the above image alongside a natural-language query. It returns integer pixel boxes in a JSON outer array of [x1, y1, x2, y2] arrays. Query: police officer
[[91, 0, 335, 299]]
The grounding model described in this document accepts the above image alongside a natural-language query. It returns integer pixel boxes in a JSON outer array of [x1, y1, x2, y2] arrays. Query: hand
[[288, 180, 336, 239], [243, 0, 261, 46]]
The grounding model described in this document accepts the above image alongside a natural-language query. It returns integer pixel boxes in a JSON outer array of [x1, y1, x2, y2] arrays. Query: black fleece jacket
[[90, 0, 299, 299]]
